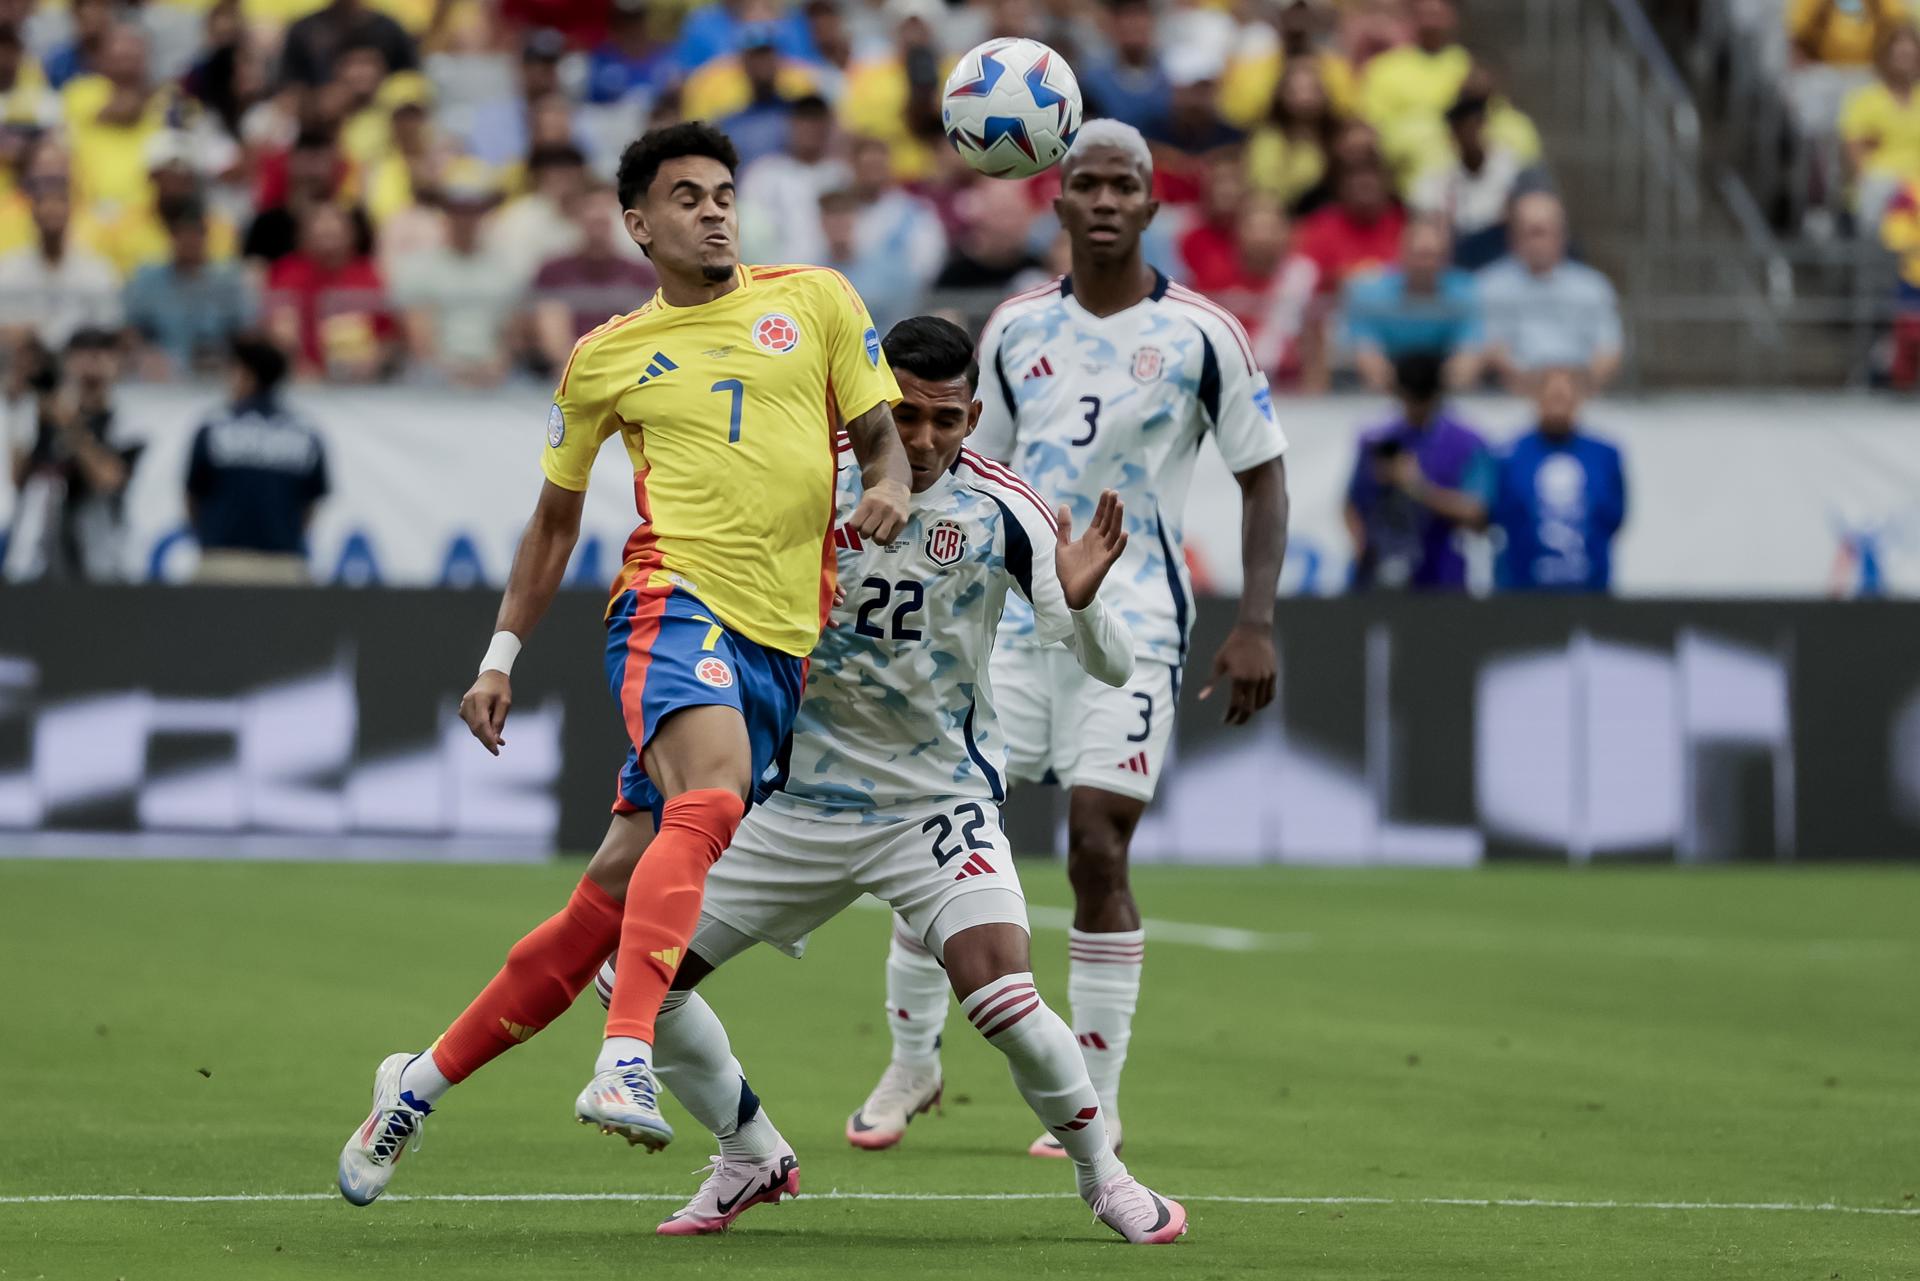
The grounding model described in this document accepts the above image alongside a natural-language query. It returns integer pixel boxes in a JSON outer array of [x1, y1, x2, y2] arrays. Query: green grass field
[[1, 859, 1916, 1280]]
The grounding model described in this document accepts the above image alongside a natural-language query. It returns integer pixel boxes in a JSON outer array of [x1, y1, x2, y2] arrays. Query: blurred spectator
[[364, 83, 448, 227], [1212, 195, 1316, 385], [84, 130, 239, 278], [739, 94, 846, 263], [0, 153, 120, 350], [186, 336, 329, 585], [325, 38, 399, 172], [244, 128, 356, 264], [1410, 89, 1543, 271], [1079, 0, 1171, 134], [711, 23, 818, 166], [1360, 0, 1469, 179], [62, 24, 169, 217], [586, 0, 671, 106], [0, 24, 55, 132], [1292, 154, 1407, 295], [1147, 44, 1244, 203], [1344, 350, 1491, 593], [530, 185, 657, 373], [801, 0, 854, 99], [499, 0, 613, 48], [838, 0, 945, 180], [1491, 367, 1627, 593], [3, 328, 135, 583], [44, 0, 111, 91], [125, 197, 257, 378], [390, 165, 521, 387], [485, 143, 589, 284], [280, 0, 419, 89], [1222, 0, 1357, 130], [675, 0, 815, 72], [1342, 216, 1484, 392], [1178, 150, 1253, 291], [1479, 191, 1623, 392], [1246, 61, 1338, 212], [1840, 26, 1920, 223], [184, 1, 265, 140], [848, 135, 946, 302], [937, 177, 1048, 295], [264, 202, 394, 382], [1881, 175, 1920, 387], [1787, 0, 1912, 136], [458, 28, 571, 170], [818, 186, 917, 329]]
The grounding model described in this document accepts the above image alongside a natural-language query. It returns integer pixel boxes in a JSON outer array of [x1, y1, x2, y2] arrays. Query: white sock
[[962, 972, 1125, 1198], [885, 916, 949, 1068], [595, 1035, 653, 1074], [653, 990, 779, 1161], [1067, 928, 1143, 1129], [399, 1050, 453, 1107]]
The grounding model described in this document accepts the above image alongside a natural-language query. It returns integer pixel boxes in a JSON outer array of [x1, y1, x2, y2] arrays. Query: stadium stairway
[[1461, 0, 1878, 386]]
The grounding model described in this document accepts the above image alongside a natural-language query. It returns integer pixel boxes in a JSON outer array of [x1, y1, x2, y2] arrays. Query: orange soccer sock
[[603, 788, 746, 1044], [430, 876, 625, 1084]]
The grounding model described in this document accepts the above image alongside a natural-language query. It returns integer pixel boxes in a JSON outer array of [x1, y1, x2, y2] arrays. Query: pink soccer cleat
[[655, 1143, 801, 1235], [1028, 1117, 1122, 1158], [1087, 1172, 1187, 1245], [845, 1059, 942, 1150]]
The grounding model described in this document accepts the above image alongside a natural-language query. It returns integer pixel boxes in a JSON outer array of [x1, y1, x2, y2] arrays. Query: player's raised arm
[[820, 272, 912, 542], [844, 402, 911, 544], [1050, 492, 1136, 687]]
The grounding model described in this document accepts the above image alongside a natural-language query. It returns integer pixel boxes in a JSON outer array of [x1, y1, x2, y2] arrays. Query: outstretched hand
[[1199, 623, 1277, 726], [1054, 490, 1128, 610], [460, 670, 513, 755]]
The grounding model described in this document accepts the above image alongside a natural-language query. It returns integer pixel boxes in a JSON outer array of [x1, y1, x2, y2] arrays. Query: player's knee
[[1066, 835, 1131, 906]]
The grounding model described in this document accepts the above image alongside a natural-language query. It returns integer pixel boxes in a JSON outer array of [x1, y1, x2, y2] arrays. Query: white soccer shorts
[[993, 643, 1178, 803], [692, 797, 1028, 966]]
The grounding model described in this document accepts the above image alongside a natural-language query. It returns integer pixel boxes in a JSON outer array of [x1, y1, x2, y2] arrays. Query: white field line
[[849, 894, 1314, 953], [1, 1191, 1915, 1217]]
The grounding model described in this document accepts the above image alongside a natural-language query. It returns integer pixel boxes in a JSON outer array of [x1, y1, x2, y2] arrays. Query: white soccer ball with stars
[[941, 38, 1084, 179]]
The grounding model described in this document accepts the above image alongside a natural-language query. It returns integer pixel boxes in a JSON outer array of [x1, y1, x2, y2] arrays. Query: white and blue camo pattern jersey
[[972, 270, 1288, 667], [763, 444, 1084, 820]]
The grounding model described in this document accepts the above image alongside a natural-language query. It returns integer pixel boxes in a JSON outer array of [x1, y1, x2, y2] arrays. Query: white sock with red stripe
[[885, 917, 949, 1068], [962, 972, 1123, 1197], [1067, 928, 1143, 1130]]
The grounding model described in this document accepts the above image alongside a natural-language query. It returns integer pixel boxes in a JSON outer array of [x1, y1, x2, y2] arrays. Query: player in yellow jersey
[[336, 123, 911, 1204]]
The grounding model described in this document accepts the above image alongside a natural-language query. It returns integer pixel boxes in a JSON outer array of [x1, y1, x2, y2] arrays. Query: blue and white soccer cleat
[[845, 1059, 942, 1150], [655, 1140, 802, 1235], [337, 1052, 432, 1206], [576, 1057, 675, 1152], [1087, 1172, 1188, 1245]]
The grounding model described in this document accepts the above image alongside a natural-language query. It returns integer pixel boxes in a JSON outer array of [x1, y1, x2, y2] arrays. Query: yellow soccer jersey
[[544, 264, 900, 658]]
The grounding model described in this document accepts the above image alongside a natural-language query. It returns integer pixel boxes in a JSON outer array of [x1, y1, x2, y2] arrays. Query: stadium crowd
[[1, 0, 1633, 592]]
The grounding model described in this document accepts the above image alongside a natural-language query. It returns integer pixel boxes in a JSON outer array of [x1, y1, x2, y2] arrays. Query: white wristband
[[479, 631, 522, 677]]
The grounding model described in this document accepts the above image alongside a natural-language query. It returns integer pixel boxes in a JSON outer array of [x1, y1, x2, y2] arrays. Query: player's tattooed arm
[[844, 400, 911, 543], [460, 479, 585, 755], [1200, 457, 1288, 726]]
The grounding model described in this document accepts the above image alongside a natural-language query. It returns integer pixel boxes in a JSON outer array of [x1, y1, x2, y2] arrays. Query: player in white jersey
[[588, 317, 1188, 1244], [853, 120, 1292, 1157]]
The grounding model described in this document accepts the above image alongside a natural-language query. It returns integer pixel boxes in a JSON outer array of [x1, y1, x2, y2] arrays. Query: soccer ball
[[941, 38, 1084, 179]]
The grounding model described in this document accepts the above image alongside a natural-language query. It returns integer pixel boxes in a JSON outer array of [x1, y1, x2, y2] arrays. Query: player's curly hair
[[882, 316, 979, 390], [616, 122, 739, 211]]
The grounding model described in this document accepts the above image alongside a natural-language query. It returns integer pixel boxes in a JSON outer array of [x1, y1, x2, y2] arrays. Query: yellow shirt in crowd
[[1842, 80, 1920, 177], [1220, 48, 1358, 129], [1786, 0, 1912, 65]]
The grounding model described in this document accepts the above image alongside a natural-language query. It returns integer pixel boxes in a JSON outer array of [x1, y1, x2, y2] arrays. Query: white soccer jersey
[[766, 444, 1121, 818], [973, 270, 1289, 666]]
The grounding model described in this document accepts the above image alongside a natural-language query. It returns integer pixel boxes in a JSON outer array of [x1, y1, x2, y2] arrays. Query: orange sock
[[432, 876, 624, 1083], [604, 788, 746, 1043]]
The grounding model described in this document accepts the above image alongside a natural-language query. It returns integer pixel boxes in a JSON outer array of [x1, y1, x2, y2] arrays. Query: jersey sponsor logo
[[633, 350, 679, 386], [753, 312, 801, 354], [694, 657, 734, 688], [863, 325, 881, 366], [924, 518, 968, 566], [702, 344, 736, 358], [1130, 346, 1164, 383], [546, 403, 565, 447], [1023, 354, 1056, 381], [1253, 385, 1275, 421]]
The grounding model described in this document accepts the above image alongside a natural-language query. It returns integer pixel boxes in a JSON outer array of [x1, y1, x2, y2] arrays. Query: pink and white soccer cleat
[[1028, 1117, 1122, 1158], [1087, 1172, 1187, 1245], [845, 1059, 942, 1150], [656, 1142, 801, 1235]]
